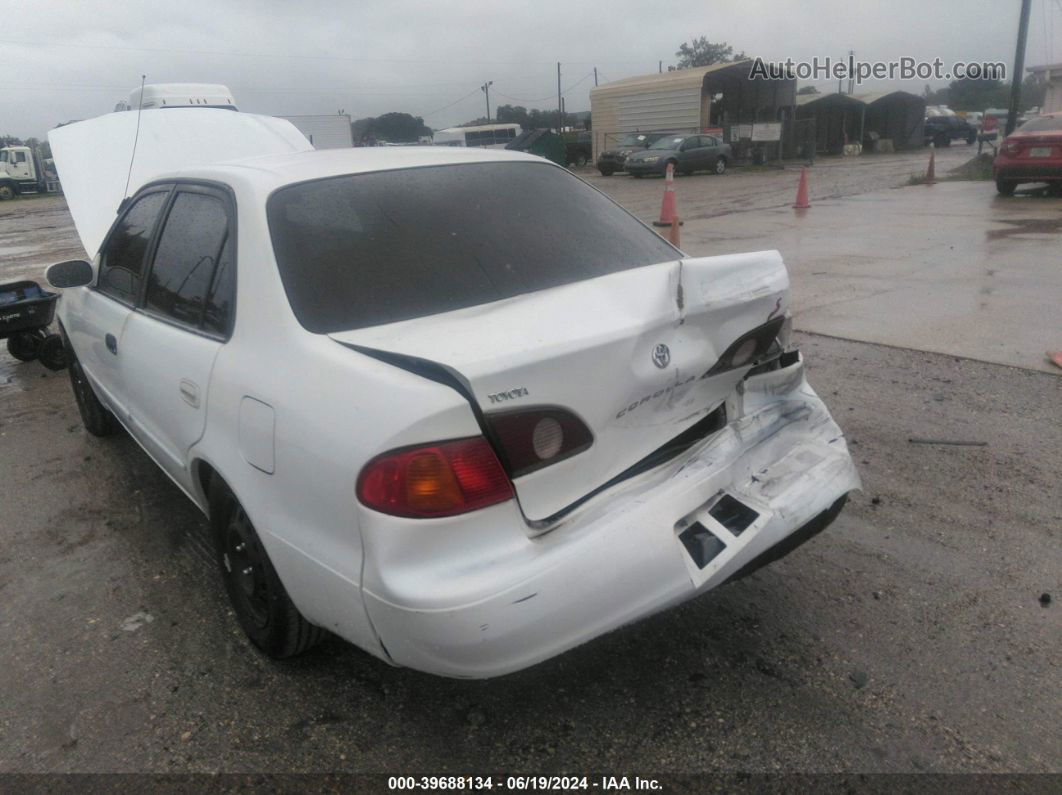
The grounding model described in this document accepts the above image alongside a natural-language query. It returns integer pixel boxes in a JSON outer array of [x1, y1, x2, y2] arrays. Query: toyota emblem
[[651, 343, 671, 369]]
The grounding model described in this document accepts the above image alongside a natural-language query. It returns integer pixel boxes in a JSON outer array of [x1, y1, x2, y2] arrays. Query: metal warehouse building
[[795, 91, 926, 154], [589, 60, 797, 160]]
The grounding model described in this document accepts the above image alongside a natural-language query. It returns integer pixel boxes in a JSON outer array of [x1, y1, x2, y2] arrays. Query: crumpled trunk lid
[[331, 251, 789, 521]]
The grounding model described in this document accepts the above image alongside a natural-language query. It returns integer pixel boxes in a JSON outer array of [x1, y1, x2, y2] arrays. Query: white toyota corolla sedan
[[47, 110, 859, 677]]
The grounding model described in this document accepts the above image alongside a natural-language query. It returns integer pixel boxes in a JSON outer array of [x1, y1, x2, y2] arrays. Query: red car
[[994, 112, 1062, 195]]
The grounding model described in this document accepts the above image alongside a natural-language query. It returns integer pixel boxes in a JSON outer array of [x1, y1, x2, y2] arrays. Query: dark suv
[[924, 115, 977, 147], [596, 132, 667, 176]]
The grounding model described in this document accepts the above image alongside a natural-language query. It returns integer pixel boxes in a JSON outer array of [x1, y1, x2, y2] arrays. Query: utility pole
[[594, 67, 598, 87], [847, 50, 855, 95], [481, 80, 493, 122], [658, 60, 663, 73], [557, 62, 563, 132], [1006, 0, 1033, 135]]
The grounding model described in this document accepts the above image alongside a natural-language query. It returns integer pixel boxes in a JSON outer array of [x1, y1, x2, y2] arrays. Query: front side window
[[144, 190, 233, 334], [14, 151, 27, 163], [97, 190, 169, 304]]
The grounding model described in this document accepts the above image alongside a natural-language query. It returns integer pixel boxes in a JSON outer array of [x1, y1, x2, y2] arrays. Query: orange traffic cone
[[653, 162, 682, 227], [925, 148, 937, 185], [668, 215, 681, 248], [793, 167, 810, 209]]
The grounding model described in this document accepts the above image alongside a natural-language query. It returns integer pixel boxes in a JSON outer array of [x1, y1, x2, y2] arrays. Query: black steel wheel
[[6, 330, 43, 362], [67, 344, 121, 436], [222, 505, 272, 631], [210, 480, 326, 658]]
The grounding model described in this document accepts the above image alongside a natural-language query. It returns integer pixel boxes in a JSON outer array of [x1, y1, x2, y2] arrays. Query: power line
[[492, 71, 594, 105], [422, 86, 482, 118]]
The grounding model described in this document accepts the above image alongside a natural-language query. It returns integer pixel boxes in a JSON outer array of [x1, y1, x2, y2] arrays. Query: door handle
[[179, 379, 200, 408], [105, 333, 117, 355]]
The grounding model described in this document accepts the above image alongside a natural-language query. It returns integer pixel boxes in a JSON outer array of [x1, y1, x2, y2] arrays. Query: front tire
[[996, 179, 1017, 196], [39, 333, 68, 371], [598, 167, 614, 177], [67, 345, 121, 436], [210, 480, 326, 658], [0, 183, 16, 201]]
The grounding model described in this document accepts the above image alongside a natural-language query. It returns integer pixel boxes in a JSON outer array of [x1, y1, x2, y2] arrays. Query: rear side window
[[98, 190, 169, 304], [144, 190, 233, 335], [267, 161, 677, 333]]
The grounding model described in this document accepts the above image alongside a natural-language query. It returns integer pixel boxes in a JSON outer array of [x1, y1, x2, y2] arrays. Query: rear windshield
[[1018, 115, 1062, 132], [267, 161, 677, 333]]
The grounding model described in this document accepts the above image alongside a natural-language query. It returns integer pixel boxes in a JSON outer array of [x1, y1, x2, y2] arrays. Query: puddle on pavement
[[986, 217, 1062, 239]]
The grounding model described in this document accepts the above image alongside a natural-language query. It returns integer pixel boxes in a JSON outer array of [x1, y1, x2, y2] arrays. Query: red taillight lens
[[357, 437, 514, 518], [487, 408, 594, 478]]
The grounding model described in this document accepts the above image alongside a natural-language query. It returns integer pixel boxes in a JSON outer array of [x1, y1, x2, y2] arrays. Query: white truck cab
[[0, 145, 58, 200]]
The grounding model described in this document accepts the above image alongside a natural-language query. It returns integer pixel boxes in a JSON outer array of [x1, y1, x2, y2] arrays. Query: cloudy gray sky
[[4, 0, 1061, 139]]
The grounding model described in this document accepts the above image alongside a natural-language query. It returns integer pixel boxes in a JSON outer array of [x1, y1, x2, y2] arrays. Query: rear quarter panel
[[189, 176, 484, 656]]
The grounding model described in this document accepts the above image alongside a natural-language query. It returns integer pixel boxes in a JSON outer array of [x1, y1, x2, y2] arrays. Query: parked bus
[[433, 123, 522, 148]]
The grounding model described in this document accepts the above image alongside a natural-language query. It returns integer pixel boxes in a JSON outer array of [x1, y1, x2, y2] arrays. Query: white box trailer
[[128, 83, 238, 111], [278, 115, 354, 149]]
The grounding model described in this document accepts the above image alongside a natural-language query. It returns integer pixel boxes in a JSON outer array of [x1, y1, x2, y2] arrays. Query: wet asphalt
[[0, 149, 1058, 776]]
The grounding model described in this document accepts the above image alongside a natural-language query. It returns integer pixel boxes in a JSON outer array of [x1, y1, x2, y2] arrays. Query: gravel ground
[[0, 333, 1057, 775]]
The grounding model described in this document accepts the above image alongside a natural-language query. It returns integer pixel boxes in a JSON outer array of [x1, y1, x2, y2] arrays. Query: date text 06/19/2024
[[387, 776, 663, 791]]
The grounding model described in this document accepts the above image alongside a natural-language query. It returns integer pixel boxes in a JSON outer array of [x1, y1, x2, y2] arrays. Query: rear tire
[[575, 153, 588, 167], [599, 167, 614, 177], [714, 156, 727, 175], [996, 179, 1017, 196], [67, 345, 121, 436], [7, 330, 42, 362], [210, 479, 326, 658]]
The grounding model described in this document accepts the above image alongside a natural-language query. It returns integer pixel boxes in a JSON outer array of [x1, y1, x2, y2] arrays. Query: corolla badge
[[651, 343, 671, 369]]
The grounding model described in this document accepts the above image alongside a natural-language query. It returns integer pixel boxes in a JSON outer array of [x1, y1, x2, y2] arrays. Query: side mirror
[[46, 259, 94, 289]]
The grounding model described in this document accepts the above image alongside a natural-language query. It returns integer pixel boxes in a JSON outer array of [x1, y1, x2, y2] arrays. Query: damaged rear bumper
[[361, 353, 861, 678]]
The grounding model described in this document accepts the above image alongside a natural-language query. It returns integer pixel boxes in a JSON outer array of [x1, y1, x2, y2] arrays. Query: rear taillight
[[487, 408, 594, 477], [1002, 140, 1023, 156], [357, 437, 514, 518]]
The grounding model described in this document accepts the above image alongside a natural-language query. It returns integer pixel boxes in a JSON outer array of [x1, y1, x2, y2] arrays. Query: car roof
[[154, 146, 547, 190]]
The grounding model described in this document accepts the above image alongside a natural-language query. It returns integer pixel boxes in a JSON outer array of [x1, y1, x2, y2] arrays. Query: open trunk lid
[[332, 251, 789, 522]]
